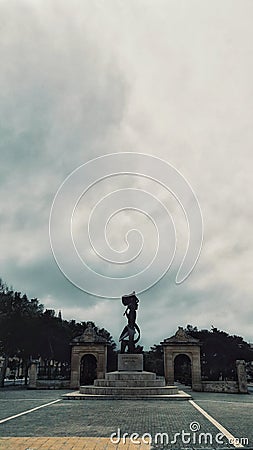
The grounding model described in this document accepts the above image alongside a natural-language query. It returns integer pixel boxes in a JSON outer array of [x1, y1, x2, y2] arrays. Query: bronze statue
[[119, 291, 140, 353]]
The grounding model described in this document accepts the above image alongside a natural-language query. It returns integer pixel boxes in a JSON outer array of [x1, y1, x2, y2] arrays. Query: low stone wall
[[29, 380, 70, 389], [202, 381, 239, 393]]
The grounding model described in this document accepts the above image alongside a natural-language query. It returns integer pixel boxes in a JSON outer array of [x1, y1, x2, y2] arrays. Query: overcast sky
[[1, 0, 253, 349]]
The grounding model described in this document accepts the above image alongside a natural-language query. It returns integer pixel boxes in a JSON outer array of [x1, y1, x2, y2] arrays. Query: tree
[[0, 281, 43, 385], [144, 344, 164, 376], [0, 279, 116, 385], [185, 325, 253, 380]]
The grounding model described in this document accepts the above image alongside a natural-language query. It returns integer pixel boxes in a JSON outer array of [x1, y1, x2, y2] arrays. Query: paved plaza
[[0, 387, 252, 450]]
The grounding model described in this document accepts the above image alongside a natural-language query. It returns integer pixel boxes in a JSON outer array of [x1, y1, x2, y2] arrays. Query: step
[[79, 386, 178, 396], [62, 390, 192, 401], [105, 371, 157, 381], [94, 379, 165, 387]]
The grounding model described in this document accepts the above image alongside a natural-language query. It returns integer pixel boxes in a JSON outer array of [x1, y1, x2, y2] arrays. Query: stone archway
[[70, 323, 109, 389], [80, 354, 97, 385], [161, 327, 202, 391], [174, 353, 192, 386]]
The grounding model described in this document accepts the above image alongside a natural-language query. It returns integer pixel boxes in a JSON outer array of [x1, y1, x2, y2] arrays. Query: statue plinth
[[118, 354, 143, 371]]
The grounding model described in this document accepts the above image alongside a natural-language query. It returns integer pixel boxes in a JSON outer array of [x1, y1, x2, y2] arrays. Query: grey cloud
[[0, 1, 253, 348]]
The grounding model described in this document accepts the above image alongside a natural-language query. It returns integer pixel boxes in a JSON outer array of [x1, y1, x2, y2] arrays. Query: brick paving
[[0, 388, 252, 449], [0, 436, 149, 450]]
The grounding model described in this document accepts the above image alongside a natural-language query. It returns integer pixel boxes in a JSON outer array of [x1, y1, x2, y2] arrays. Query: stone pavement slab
[[188, 389, 253, 444], [0, 388, 252, 449], [0, 389, 69, 421]]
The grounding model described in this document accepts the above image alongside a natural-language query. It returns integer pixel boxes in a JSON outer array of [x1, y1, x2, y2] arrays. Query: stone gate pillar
[[236, 360, 248, 393], [28, 360, 39, 389], [161, 327, 202, 391], [70, 323, 108, 389]]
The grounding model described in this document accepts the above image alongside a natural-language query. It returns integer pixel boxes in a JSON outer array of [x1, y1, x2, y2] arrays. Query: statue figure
[[119, 291, 141, 353]]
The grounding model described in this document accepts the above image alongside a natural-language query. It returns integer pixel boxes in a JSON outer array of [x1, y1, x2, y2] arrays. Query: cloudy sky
[[1, 0, 253, 349]]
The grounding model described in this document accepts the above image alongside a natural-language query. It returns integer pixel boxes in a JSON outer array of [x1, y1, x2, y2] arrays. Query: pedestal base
[[65, 353, 191, 400]]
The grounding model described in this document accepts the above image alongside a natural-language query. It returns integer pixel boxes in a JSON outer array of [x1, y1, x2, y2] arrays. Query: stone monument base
[[118, 353, 143, 371], [63, 370, 191, 400], [62, 354, 191, 400]]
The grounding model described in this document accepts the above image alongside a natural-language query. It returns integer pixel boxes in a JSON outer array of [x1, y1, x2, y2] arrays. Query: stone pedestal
[[118, 354, 143, 371], [78, 371, 181, 397], [72, 352, 191, 400]]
